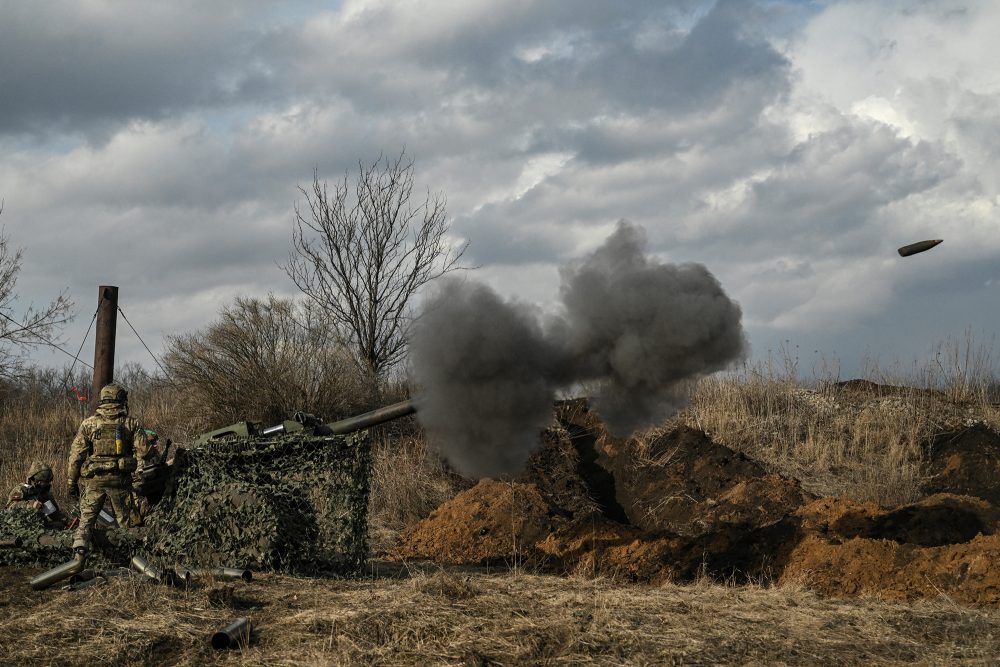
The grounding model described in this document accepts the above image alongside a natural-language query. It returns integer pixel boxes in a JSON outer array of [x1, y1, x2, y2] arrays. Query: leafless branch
[[282, 150, 468, 390]]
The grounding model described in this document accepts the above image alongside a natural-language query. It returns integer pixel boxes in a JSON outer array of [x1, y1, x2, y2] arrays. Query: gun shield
[[212, 617, 252, 650], [30, 555, 87, 590], [211, 567, 253, 583]]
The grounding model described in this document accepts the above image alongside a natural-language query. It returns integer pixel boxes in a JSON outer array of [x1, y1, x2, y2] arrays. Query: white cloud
[[1, 0, 998, 379]]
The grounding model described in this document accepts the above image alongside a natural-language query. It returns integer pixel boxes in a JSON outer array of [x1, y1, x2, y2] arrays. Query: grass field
[[2, 565, 999, 666], [3, 335, 1000, 664]]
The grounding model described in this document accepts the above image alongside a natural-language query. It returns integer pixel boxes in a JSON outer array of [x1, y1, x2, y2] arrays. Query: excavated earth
[[396, 394, 1000, 605]]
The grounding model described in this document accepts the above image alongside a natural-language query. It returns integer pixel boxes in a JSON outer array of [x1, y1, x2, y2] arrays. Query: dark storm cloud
[[0, 2, 286, 137], [3, 0, 995, 388], [410, 222, 746, 478]]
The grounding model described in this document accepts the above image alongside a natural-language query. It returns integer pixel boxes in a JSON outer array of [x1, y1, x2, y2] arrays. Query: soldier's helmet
[[27, 461, 53, 484], [99, 383, 128, 405]]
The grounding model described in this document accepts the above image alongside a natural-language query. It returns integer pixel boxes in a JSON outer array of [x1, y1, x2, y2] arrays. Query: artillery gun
[[2, 399, 420, 576], [191, 399, 418, 445]]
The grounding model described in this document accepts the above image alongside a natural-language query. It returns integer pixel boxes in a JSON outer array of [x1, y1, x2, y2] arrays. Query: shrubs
[[162, 295, 371, 432]]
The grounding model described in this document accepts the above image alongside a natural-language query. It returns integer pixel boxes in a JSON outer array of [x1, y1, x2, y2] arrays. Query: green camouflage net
[[0, 508, 135, 568], [1, 431, 373, 575], [142, 431, 372, 574]]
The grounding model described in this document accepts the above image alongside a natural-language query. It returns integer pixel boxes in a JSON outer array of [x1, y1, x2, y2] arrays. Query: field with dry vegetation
[[3, 566, 1000, 666], [3, 334, 1000, 664]]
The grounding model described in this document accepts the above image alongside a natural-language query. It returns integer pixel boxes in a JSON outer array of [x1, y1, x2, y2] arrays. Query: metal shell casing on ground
[[212, 618, 253, 649], [131, 555, 165, 582], [212, 567, 253, 582], [30, 554, 87, 590]]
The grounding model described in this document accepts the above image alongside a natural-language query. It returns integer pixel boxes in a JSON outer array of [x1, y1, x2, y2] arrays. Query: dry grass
[[1, 566, 998, 666], [678, 336, 1000, 506], [368, 434, 469, 553]]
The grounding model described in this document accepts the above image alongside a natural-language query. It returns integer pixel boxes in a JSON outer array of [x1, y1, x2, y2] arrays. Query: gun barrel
[[322, 398, 417, 435]]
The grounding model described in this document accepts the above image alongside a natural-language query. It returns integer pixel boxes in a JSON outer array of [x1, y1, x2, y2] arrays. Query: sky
[[1, 0, 998, 383]]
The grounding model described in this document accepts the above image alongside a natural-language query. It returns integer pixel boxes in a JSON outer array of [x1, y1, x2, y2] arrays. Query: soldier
[[6, 461, 72, 528], [67, 383, 150, 558], [131, 428, 167, 523]]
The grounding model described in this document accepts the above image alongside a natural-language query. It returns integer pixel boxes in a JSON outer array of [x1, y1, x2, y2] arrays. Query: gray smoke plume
[[409, 221, 746, 478]]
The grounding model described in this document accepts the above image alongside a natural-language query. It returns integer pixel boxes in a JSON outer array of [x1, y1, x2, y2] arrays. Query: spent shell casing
[[211, 617, 253, 650], [130, 555, 165, 582], [898, 239, 943, 257], [30, 556, 87, 590], [211, 567, 253, 583]]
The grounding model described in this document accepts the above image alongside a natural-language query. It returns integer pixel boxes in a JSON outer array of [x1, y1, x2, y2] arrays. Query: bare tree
[[0, 208, 74, 378], [283, 151, 467, 387]]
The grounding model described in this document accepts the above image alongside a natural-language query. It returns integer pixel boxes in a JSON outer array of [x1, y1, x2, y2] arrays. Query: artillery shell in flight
[[898, 239, 943, 257]]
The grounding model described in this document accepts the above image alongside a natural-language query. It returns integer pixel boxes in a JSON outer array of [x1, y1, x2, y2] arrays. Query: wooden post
[[90, 285, 118, 410]]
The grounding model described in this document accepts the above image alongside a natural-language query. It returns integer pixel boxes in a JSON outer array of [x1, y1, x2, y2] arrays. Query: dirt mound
[[833, 379, 944, 399], [781, 533, 1000, 604], [399, 403, 1000, 604], [923, 425, 1000, 505], [613, 425, 812, 535], [516, 426, 609, 521], [396, 480, 558, 565], [799, 493, 1000, 548], [536, 514, 677, 583]]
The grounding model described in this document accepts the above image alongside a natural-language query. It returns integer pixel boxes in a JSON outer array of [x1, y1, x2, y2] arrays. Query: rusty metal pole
[[90, 286, 118, 411]]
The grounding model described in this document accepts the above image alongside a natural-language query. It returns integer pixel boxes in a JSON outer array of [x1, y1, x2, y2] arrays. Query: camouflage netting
[[0, 508, 135, 568], [142, 431, 372, 574], [0, 431, 373, 575]]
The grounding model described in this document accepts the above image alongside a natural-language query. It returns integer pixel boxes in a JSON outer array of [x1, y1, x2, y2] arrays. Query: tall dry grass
[[681, 334, 1000, 505]]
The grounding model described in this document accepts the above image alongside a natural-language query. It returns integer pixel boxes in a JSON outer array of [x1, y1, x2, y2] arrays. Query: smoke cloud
[[410, 221, 747, 478]]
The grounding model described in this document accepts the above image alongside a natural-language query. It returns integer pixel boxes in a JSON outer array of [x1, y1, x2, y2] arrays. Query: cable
[[0, 309, 94, 370], [61, 308, 98, 402], [64, 308, 98, 379], [117, 305, 170, 378]]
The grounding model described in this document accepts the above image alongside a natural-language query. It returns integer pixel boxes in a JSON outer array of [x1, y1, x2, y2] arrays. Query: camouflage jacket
[[67, 405, 151, 485], [5, 484, 71, 528], [5, 483, 54, 509]]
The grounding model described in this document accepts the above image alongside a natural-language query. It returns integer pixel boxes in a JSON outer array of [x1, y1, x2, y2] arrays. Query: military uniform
[[130, 429, 164, 523], [67, 384, 150, 553], [5, 461, 72, 528]]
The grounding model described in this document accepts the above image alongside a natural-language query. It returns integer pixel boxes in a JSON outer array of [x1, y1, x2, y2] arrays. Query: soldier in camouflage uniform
[[130, 429, 167, 523], [5, 461, 72, 528], [67, 383, 150, 555]]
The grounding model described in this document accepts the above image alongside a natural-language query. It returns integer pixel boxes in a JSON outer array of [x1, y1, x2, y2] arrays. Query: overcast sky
[[2, 0, 997, 383]]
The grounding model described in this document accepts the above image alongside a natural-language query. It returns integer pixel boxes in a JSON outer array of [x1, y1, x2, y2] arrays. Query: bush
[[163, 295, 370, 432]]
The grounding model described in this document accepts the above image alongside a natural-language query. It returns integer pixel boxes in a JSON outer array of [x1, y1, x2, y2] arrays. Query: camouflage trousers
[[71, 475, 135, 551]]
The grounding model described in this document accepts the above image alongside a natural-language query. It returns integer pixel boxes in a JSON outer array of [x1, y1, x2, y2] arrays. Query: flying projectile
[[897, 239, 943, 257]]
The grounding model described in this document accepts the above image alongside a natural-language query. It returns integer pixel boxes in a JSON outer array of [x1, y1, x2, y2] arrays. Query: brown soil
[[923, 424, 1000, 505], [781, 533, 1000, 604], [397, 402, 1000, 605], [394, 480, 557, 565]]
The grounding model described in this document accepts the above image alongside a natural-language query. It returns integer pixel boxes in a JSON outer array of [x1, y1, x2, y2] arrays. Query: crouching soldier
[[67, 383, 150, 558], [131, 429, 172, 524], [6, 461, 73, 528]]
